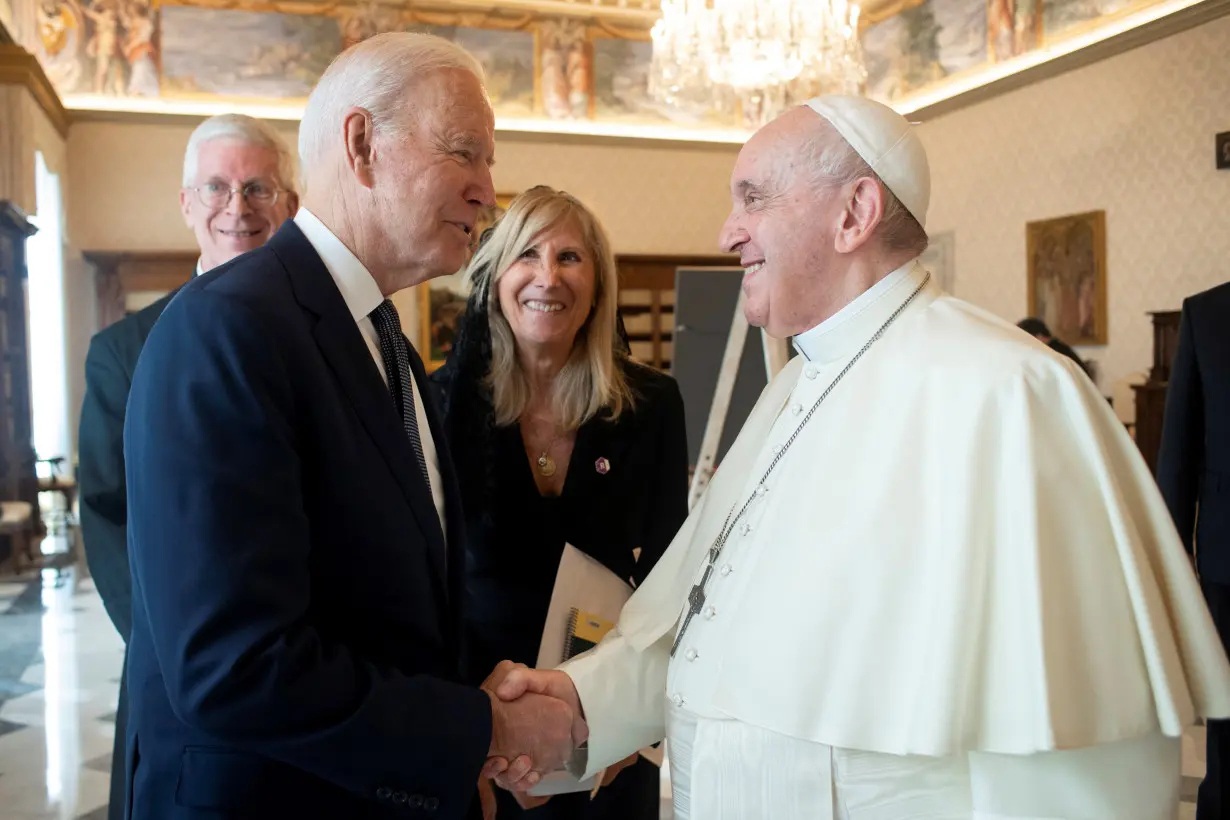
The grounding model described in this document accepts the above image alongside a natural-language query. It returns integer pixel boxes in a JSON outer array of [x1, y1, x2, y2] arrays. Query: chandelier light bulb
[[649, 0, 867, 128]]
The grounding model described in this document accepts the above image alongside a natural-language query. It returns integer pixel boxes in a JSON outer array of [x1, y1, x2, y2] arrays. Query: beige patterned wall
[[0, 85, 50, 214], [65, 120, 740, 393], [918, 13, 1230, 398], [66, 123, 739, 255]]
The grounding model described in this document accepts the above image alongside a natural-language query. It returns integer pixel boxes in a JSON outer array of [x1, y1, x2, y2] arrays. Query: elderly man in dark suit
[[120, 32, 579, 820], [1158, 280, 1230, 820], [77, 111, 298, 820]]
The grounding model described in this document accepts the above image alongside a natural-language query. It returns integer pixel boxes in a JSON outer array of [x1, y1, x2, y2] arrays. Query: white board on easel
[[672, 267, 790, 510]]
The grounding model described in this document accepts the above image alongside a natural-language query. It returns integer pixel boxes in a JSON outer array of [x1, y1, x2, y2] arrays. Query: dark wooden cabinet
[[1132, 309, 1182, 476], [0, 201, 43, 569]]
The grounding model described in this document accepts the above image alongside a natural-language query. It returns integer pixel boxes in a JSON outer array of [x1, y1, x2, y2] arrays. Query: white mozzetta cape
[[562, 261, 1230, 777]]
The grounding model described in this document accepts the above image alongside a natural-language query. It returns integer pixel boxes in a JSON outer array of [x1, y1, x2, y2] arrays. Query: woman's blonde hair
[[466, 185, 633, 430]]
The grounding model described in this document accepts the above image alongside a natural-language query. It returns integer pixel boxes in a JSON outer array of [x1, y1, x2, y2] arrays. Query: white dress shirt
[[293, 207, 446, 534]]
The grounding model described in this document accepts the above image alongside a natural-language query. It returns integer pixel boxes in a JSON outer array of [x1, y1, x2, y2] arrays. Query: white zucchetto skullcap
[[804, 95, 931, 229]]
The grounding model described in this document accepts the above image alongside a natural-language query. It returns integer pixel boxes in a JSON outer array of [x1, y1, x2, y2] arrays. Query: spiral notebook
[[529, 544, 639, 798], [563, 609, 617, 660]]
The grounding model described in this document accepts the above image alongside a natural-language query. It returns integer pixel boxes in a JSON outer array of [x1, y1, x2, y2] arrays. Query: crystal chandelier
[[648, 0, 867, 129]]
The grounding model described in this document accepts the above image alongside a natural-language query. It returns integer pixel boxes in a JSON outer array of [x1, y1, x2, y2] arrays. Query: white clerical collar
[[195, 258, 204, 276], [294, 206, 384, 323], [792, 259, 927, 365]]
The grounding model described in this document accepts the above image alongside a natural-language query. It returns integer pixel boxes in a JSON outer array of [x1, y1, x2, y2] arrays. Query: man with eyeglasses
[[77, 111, 297, 820]]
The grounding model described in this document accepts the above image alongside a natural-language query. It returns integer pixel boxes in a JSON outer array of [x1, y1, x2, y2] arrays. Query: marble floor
[[0, 546, 1208, 820]]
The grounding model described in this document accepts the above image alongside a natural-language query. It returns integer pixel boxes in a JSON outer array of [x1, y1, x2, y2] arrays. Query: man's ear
[[179, 188, 192, 227], [834, 177, 885, 254], [343, 106, 377, 189]]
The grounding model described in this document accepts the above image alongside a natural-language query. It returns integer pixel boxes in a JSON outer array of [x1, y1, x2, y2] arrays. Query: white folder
[[528, 543, 653, 797]]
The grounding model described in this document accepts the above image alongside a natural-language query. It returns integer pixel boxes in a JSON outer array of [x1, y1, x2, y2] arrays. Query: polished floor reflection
[[0, 565, 123, 820], [0, 554, 1210, 820]]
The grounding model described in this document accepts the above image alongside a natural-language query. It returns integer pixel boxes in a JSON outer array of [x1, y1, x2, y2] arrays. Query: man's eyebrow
[[449, 132, 496, 167]]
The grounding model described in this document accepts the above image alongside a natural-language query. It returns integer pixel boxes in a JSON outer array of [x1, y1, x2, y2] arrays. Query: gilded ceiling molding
[[0, 44, 70, 138], [155, 0, 658, 26], [857, 0, 927, 29], [589, 18, 651, 39]]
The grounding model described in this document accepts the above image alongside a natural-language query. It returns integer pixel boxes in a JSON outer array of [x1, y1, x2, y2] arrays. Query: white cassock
[[561, 259, 1230, 819]]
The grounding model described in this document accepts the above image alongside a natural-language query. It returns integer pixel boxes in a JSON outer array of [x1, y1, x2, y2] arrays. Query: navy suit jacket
[[123, 221, 491, 820], [1158, 280, 1230, 584]]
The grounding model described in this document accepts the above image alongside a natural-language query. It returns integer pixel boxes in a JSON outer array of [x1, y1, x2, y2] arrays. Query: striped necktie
[[369, 299, 431, 490]]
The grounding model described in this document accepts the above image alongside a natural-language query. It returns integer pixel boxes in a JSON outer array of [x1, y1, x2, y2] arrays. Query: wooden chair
[[0, 500, 36, 573]]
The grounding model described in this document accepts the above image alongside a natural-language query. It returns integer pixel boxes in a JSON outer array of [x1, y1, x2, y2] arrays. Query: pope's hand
[[482, 662, 580, 791], [513, 791, 551, 811], [481, 663, 588, 792], [601, 752, 639, 786]]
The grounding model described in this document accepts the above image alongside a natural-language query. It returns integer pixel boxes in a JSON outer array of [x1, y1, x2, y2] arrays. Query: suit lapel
[[273, 223, 449, 606], [565, 409, 637, 507]]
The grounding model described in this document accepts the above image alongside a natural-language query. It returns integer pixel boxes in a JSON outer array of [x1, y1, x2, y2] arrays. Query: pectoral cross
[[670, 561, 714, 657]]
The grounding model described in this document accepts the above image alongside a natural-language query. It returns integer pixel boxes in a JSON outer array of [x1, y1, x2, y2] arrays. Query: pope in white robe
[[483, 95, 1230, 819]]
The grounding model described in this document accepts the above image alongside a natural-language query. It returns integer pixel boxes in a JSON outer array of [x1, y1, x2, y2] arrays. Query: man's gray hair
[[799, 127, 929, 256], [182, 113, 297, 191], [298, 32, 486, 178]]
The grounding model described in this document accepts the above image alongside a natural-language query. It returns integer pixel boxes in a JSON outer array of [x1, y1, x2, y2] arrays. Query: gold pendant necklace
[[535, 423, 564, 478]]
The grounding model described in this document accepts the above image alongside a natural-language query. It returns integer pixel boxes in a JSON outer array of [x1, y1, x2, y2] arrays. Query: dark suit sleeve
[[633, 378, 690, 587], [1157, 301, 1203, 557], [78, 331, 134, 640], [125, 290, 492, 815]]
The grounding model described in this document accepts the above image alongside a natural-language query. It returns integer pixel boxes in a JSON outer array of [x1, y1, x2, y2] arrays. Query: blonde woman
[[431, 186, 688, 819]]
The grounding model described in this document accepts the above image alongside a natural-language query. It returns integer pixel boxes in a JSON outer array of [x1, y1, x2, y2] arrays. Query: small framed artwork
[[1026, 209, 1108, 346], [1217, 131, 1230, 170], [418, 193, 517, 371]]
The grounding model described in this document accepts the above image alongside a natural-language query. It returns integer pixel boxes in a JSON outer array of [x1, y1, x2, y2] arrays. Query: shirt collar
[[792, 259, 927, 365], [293, 206, 385, 323], [195, 258, 203, 276]]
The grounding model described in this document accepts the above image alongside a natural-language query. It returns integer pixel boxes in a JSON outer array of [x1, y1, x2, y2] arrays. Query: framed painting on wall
[[418, 193, 516, 371], [1026, 209, 1107, 346]]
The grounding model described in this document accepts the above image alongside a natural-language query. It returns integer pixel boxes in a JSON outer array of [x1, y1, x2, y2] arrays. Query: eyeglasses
[[190, 180, 282, 210]]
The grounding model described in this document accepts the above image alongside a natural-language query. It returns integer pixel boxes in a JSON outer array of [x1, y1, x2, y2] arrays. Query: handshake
[[479, 660, 587, 794]]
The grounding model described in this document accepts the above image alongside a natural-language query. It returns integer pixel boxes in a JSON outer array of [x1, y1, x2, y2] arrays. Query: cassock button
[[805, 365, 818, 379], [720, 564, 733, 576], [704, 605, 717, 619], [791, 402, 803, 415], [671, 693, 685, 707], [685, 648, 699, 661], [740, 522, 752, 536], [755, 484, 767, 496], [772, 444, 782, 455]]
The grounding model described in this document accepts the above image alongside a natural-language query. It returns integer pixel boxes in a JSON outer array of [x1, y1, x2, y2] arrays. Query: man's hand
[[480, 663, 588, 792], [482, 662, 580, 791]]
